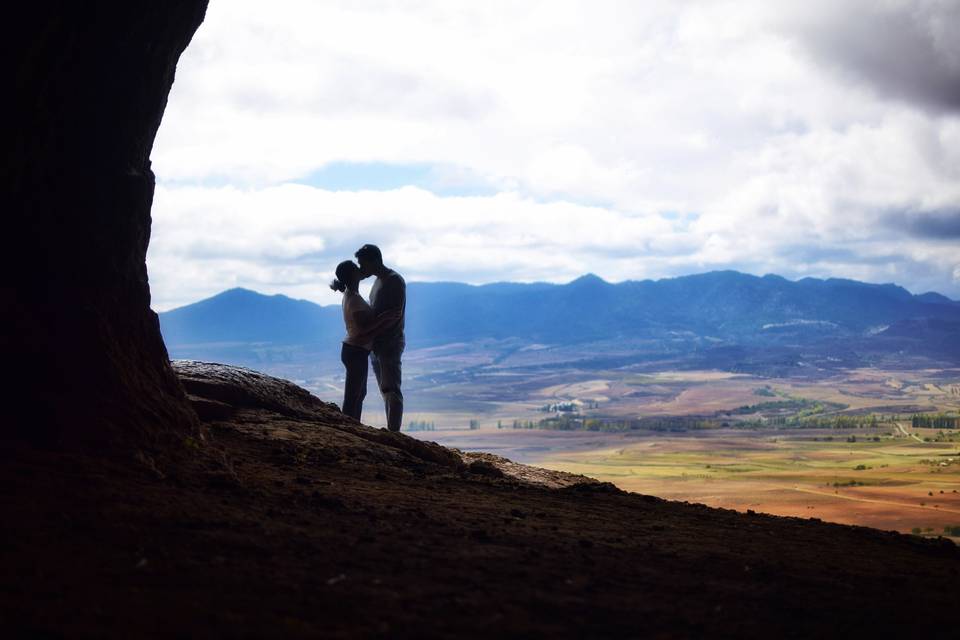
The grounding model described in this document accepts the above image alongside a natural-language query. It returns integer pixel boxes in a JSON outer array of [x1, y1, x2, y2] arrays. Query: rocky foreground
[[2, 362, 958, 638]]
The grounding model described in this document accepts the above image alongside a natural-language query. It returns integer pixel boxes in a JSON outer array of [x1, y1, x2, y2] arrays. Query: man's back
[[369, 268, 405, 350]]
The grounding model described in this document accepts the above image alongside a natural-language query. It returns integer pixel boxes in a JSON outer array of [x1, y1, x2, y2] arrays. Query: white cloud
[[148, 0, 960, 309], [148, 184, 682, 309]]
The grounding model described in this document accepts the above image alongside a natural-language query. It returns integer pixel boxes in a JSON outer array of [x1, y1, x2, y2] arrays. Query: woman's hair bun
[[332, 260, 359, 292]]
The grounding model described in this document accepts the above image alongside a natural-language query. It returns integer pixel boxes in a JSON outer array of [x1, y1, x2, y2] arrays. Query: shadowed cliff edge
[[2, 362, 957, 637]]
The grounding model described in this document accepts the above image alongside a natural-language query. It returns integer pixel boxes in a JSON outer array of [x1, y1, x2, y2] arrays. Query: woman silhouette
[[330, 260, 401, 422]]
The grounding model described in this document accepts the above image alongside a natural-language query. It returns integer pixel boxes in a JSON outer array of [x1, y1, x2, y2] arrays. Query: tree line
[[911, 413, 960, 429]]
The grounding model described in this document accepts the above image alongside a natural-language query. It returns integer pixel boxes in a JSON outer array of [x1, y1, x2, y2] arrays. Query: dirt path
[[895, 421, 924, 442]]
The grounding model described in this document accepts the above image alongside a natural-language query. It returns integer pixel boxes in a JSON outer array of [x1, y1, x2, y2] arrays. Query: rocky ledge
[[2, 362, 958, 638], [174, 360, 595, 488]]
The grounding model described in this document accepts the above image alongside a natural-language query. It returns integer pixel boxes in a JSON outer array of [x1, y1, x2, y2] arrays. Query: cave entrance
[[6, 3, 209, 447]]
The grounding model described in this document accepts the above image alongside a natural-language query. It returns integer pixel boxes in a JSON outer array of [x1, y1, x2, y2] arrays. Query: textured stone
[[2, 3, 208, 448], [172, 360, 467, 470]]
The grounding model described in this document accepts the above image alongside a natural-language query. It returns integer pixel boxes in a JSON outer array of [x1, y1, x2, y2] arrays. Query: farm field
[[389, 364, 960, 434], [399, 364, 960, 536]]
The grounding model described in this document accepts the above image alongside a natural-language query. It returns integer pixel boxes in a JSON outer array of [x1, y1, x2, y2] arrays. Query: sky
[[148, 0, 960, 311]]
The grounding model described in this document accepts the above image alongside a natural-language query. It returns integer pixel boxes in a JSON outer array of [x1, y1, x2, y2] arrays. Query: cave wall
[[2, 2, 209, 448]]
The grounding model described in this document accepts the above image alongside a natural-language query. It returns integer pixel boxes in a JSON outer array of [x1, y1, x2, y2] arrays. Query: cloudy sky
[[148, 0, 960, 310]]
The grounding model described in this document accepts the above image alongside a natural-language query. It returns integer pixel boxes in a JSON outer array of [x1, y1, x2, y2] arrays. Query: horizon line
[[154, 269, 958, 313]]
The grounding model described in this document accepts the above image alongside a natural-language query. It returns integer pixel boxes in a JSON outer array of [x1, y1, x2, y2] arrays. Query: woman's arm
[[352, 308, 401, 342], [351, 306, 377, 326]]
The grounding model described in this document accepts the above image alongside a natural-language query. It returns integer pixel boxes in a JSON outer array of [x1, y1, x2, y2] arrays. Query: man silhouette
[[355, 244, 406, 432]]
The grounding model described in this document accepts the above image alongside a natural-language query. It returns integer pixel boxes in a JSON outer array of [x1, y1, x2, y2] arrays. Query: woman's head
[[330, 260, 361, 293]]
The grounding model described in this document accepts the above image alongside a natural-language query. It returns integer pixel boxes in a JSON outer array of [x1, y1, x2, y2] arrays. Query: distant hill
[[159, 271, 960, 367], [160, 287, 341, 346], [404, 272, 960, 344]]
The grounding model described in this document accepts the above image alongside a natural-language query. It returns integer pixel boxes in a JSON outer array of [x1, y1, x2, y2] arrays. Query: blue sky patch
[[297, 162, 498, 197]]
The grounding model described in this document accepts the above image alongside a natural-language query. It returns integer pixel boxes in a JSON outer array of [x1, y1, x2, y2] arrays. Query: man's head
[[355, 244, 383, 278]]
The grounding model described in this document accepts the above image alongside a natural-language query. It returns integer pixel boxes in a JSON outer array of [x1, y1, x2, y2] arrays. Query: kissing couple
[[330, 244, 406, 431]]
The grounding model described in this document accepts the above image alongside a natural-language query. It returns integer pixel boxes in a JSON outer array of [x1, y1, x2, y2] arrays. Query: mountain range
[[159, 271, 960, 371]]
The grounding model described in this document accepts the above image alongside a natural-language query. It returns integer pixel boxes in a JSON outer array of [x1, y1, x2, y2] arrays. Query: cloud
[[779, 0, 960, 113], [898, 208, 960, 239], [147, 181, 960, 310], [148, 0, 960, 308], [147, 183, 679, 309]]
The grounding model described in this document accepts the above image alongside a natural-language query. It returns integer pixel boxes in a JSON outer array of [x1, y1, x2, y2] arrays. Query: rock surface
[[2, 364, 958, 637], [173, 360, 590, 485], [2, 2, 208, 447]]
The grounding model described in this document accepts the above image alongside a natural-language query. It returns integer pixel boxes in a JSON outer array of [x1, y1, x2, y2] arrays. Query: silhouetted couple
[[330, 244, 406, 431]]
